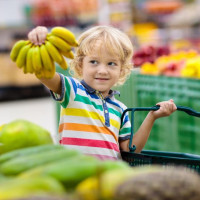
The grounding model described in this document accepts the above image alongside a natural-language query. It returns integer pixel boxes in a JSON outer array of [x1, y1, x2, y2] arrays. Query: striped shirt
[[51, 74, 131, 160]]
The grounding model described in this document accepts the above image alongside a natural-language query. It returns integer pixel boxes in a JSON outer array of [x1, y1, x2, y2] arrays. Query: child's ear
[[120, 67, 125, 77], [77, 64, 83, 76]]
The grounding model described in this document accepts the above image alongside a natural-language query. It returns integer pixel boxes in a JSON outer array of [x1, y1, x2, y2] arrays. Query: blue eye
[[108, 62, 116, 66], [90, 60, 98, 64]]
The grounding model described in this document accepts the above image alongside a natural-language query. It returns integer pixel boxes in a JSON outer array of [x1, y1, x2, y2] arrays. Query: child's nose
[[98, 65, 108, 74]]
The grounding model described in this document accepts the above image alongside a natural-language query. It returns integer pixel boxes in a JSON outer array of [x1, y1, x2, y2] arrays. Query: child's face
[[81, 42, 122, 97]]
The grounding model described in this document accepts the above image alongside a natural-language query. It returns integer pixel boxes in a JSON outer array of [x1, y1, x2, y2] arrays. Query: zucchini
[[0, 148, 80, 175], [0, 144, 64, 164], [0, 173, 6, 183], [20, 155, 101, 189]]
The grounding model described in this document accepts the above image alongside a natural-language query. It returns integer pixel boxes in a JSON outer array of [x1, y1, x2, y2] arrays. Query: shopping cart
[[120, 105, 200, 173]]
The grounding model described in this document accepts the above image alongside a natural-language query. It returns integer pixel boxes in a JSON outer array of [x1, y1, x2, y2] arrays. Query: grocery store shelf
[[0, 84, 50, 102]]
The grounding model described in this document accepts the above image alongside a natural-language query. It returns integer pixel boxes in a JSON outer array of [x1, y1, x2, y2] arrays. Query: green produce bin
[[115, 71, 200, 155]]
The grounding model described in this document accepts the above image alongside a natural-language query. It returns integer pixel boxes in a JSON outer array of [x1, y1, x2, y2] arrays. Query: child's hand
[[151, 99, 177, 120], [28, 26, 48, 46]]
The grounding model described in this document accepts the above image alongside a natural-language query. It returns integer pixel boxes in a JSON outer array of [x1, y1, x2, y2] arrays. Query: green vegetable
[[0, 144, 64, 164], [20, 155, 101, 189], [0, 148, 80, 175]]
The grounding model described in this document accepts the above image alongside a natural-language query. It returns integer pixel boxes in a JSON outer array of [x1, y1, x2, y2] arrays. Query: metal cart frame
[[121, 106, 200, 173]]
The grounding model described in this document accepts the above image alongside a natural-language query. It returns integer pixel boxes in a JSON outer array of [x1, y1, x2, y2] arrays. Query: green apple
[[0, 120, 53, 154]]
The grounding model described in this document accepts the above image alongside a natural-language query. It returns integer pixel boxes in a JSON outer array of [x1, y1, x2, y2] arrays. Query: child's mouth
[[95, 78, 109, 81]]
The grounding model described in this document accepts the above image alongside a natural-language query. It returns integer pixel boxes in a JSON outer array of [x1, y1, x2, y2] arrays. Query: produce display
[[0, 120, 200, 199], [133, 45, 170, 67], [10, 27, 77, 79], [5, 25, 200, 200], [138, 47, 200, 78]]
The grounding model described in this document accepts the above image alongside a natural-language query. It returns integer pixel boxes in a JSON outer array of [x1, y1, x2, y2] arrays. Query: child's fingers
[[35, 26, 48, 45], [28, 29, 38, 44], [166, 102, 177, 113], [28, 26, 48, 45], [157, 99, 176, 108], [171, 101, 177, 111], [167, 99, 177, 111], [156, 99, 177, 114]]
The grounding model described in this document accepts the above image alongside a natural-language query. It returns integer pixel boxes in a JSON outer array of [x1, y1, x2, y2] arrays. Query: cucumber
[[0, 173, 6, 183], [0, 148, 80, 175], [0, 144, 64, 164], [20, 155, 101, 189]]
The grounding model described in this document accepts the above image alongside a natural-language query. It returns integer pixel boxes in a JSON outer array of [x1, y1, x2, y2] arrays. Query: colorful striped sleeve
[[50, 73, 65, 102], [50, 75, 78, 108], [119, 108, 131, 141], [60, 76, 79, 108]]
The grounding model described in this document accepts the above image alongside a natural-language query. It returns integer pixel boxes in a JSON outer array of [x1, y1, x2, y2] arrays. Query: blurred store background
[[1, 0, 200, 152]]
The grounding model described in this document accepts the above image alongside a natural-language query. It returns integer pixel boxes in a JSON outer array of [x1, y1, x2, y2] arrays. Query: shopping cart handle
[[150, 105, 200, 117], [121, 105, 200, 152], [177, 106, 200, 117]]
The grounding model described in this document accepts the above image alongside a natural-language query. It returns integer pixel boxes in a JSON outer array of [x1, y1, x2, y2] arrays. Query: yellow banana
[[76, 176, 99, 200], [40, 44, 53, 71], [35, 70, 43, 79], [10, 40, 29, 62], [36, 62, 55, 79], [51, 26, 78, 47], [23, 65, 28, 74], [47, 34, 71, 52], [26, 47, 34, 74], [32, 46, 43, 71], [16, 43, 32, 68], [43, 62, 56, 79], [60, 50, 74, 59], [45, 40, 62, 64], [59, 54, 68, 70]]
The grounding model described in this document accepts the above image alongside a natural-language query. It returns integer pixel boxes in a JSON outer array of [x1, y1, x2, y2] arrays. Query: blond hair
[[70, 25, 134, 85]]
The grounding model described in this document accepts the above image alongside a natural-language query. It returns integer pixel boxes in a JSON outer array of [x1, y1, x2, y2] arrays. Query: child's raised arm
[[120, 99, 177, 153], [28, 26, 62, 95]]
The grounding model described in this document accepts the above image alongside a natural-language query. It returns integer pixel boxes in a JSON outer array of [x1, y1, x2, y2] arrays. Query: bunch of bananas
[[10, 27, 78, 79]]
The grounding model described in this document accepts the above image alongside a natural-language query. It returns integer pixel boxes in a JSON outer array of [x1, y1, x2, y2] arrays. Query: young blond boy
[[28, 26, 176, 160]]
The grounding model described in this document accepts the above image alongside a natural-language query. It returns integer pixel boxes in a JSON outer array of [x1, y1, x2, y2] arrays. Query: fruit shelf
[[0, 85, 50, 102]]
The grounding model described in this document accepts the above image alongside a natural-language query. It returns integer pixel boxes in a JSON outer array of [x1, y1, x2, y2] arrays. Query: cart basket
[[120, 105, 200, 174]]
